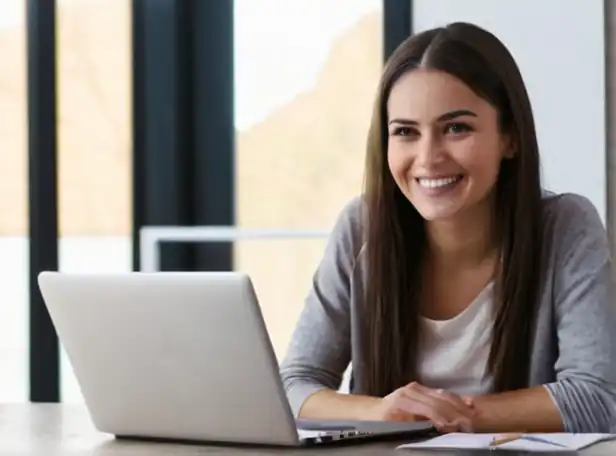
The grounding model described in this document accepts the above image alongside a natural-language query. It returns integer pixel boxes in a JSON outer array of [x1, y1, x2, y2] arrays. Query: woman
[[279, 22, 616, 433]]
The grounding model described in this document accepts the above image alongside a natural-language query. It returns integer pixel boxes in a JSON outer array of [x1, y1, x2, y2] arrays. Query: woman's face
[[386, 69, 512, 222]]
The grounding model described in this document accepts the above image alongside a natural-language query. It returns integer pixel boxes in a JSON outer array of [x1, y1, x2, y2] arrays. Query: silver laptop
[[37, 271, 434, 446]]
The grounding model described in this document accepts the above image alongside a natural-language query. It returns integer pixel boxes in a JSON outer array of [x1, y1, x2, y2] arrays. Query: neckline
[[421, 281, 494, 327]]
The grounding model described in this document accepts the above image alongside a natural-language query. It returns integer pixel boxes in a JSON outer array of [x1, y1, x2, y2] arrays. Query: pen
[[489, 433, 569, 449], [489, 433, 523, 447]]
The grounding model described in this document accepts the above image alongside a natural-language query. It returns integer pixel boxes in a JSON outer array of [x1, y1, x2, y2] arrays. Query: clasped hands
[[369, 381, 477, 433]]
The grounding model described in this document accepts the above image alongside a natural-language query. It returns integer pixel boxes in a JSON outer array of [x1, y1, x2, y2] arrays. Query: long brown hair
[[362, 22, 543, 397]]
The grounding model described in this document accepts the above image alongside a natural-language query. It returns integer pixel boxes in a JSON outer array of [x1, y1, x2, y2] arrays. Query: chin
[[406, 190, 469, 221], [413, 204, 464, 221]]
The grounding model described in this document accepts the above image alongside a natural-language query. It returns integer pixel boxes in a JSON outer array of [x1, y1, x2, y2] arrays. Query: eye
[[391, 126, 417, 137], [444, 122, 473, 135]]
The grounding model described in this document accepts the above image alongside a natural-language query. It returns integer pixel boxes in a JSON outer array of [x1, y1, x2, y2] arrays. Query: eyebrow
[[388, 109, 478, 125]]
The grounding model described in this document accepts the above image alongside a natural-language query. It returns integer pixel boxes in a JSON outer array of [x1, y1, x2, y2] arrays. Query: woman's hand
[[366, 382, 476, 432]]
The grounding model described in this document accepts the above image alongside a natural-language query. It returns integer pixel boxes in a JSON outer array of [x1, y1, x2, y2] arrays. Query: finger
[[436, 416, 474, 434], [436, 421, 459, 434], [457, 416, 475, 433], [408, 383, 475, 417], [396, 395, 449, 428], [408, 383, 470, 410], [387, 406, 416, 422], [398, 388, 457, 427], [386, 389, 447, 427], [403, 386, 476, 429], [447, 415, 475, 433]]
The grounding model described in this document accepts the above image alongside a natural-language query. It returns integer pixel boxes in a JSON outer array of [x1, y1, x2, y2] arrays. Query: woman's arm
[[298, 390, 381, 420], [279, 197, 363, 417], [470, 386, 563, 432], [540, 195, 616, 432], [471, 195, 616, 433]]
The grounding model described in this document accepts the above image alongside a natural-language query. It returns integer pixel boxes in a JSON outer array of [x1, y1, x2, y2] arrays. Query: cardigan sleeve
[[279, 196, 364, 417], [542, 194, 616, 432]]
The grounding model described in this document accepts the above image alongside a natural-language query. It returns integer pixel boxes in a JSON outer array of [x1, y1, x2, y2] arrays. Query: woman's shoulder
[[540, 190, 606, 242], [330, 195, 368, 242], [541, 190, 604, 223], [333, 191, 609, 268], [539, 190, 609, 274], [322, 195, 367, 270]]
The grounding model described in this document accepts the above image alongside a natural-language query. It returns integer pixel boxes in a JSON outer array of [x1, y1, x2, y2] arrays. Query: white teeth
[[417, 176, 461, 189]]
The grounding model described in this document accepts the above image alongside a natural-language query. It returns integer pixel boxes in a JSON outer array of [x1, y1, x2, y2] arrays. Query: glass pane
[[237, 238, 327, 359], [57, 0, 132, 403], [234, 0, 382, 359], [0, 0, 28, 402]]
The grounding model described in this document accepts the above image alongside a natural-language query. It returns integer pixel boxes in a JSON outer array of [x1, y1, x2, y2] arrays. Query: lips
[[416, 175, 463, 189]]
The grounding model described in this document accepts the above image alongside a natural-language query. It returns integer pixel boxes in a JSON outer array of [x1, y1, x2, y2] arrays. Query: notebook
[[397, 432, 616, 452]]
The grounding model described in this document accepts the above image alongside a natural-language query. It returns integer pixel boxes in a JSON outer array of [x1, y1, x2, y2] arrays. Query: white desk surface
[[1, 404, 615, 455]]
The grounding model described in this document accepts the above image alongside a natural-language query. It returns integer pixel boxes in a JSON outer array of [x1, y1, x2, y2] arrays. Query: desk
[[0, 404, 615, 456]]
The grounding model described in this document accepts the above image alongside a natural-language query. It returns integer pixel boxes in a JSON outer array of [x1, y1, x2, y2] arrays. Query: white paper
[[397, 433, 616, 452]]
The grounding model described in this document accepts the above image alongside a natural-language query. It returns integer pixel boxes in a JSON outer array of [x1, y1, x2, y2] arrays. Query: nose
[[414, 133, 446, 167]]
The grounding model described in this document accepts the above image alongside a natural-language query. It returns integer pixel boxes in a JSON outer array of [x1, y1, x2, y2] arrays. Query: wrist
[[355, 395, 421, 422], [468, 394, 513, 433], [466, 395, 489, 432], [350, 394, 383, 421], [299, 390, 383, 422]]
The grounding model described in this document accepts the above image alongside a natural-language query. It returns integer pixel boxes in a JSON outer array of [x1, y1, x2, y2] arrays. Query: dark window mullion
[[26, 0, 60, 403]]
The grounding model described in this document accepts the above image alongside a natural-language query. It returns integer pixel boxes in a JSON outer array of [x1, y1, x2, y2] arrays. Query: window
[[234, 0, 382, 359], [56, 0, 132, 403], [0, 0, 28, 402]]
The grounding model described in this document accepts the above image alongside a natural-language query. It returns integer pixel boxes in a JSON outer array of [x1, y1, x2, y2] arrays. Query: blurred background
[[1, 0, 612, 404]]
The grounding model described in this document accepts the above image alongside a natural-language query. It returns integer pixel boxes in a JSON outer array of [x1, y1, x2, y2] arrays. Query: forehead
[[387, 69, 494, 121]]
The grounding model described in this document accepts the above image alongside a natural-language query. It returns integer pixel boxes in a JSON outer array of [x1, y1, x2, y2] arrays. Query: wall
[[413, 0, 607, 222], [605, 0, 616, 250]]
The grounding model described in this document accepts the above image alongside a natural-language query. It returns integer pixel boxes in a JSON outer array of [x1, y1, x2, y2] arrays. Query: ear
[[500, 132, 517, 159]]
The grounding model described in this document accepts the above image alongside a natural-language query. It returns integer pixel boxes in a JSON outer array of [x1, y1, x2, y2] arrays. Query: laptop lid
[[37, 271, 302, 446]]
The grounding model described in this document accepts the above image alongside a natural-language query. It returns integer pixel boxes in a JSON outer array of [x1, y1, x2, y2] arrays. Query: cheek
[[387, 143, 410, 179], [451, 137, 501, 176]]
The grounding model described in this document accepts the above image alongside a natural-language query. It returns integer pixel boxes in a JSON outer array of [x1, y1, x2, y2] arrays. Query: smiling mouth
[[416, 175, 463, 189]]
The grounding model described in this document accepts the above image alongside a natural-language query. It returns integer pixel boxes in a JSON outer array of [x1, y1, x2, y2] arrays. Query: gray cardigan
[[279, 192, 616, 432]]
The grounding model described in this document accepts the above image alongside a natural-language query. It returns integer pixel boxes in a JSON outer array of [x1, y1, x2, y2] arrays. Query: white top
[[417, 282, 495, 397]]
